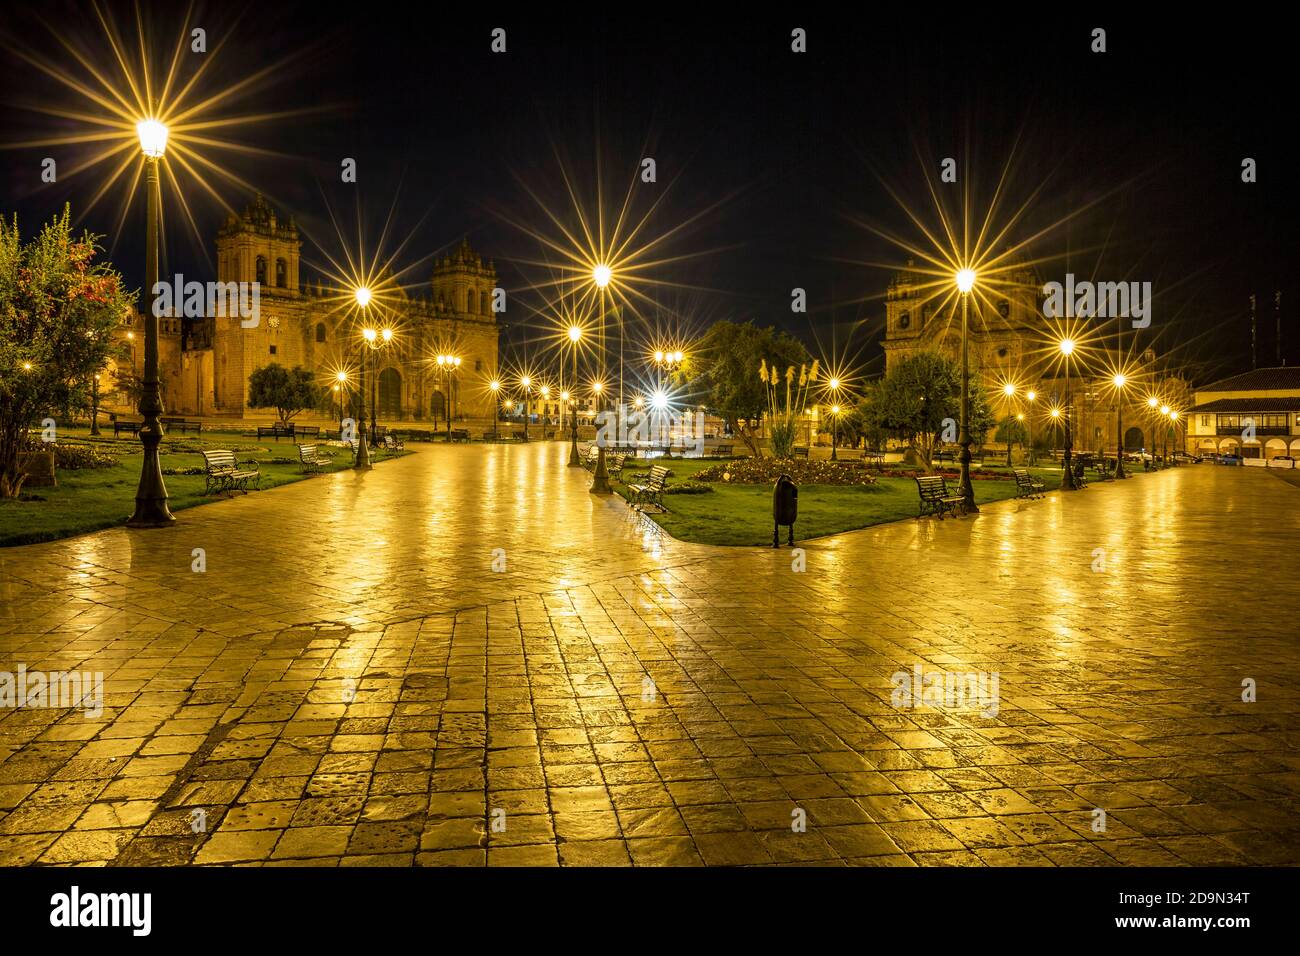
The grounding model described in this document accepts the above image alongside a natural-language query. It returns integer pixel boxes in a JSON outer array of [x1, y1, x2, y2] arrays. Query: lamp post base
[[590, 447, 612, 494]]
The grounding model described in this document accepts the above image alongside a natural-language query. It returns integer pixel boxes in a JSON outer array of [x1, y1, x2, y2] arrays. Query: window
[[315, 323, 326, 343], [269, 345, 277, 355], [275, 258, 287, 288], [475, 359, 482, 372], [255, 256, 267, 285], [898, 312, 911, 329], [1201, 415, 1210, 426]]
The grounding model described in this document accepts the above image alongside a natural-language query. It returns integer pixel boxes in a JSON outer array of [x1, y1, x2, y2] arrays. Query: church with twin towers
[[120, 194, 502, 424]]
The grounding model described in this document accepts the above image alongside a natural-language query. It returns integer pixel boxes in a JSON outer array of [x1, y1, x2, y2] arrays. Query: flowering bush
[[50, 443, 119, 470], [1, 207, 131, 496]]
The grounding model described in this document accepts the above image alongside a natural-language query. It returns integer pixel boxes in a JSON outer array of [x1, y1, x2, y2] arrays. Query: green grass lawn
[[611, 457, 1084, 547], [0, 429, 403, 547]]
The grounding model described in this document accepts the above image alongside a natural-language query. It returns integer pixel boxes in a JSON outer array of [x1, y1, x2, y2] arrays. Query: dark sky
[[2, 3, 1296, 384]]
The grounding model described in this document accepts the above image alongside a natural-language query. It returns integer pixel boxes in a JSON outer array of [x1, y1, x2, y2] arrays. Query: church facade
[[112, 196, 501, 425], [880, 261, 1189, 455]]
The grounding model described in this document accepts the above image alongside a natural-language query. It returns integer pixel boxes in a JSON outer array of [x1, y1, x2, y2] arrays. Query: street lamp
[[591, 265, 615, 494], [1002, 382, 1017, 466], [126, 117, 175, 527], [354, 314, 376, 469], [436, 354, 461, 441], [1145, 395, 1160, 468], [954, 268, 978, 511], [520, 375, 532, 442], [335, 370, 348, 436], [1025, 389, 1037, 464], [1059, 338, 1079, 491], [826, 377, 844, 461], [1112, 372, 1129, 479], [1159, 404, 1171, 463], [489, 379, 501, 441], [567, 325, 583, 466]]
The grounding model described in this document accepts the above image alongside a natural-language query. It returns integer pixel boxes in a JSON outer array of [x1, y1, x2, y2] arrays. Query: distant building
[[108, 195, 501, 423], [1185, 367, 1300, 461], [880, 261, 1187, 455]]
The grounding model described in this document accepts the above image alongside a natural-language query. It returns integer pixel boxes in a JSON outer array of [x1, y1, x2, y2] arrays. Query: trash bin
[[772, 474, 798, 547]]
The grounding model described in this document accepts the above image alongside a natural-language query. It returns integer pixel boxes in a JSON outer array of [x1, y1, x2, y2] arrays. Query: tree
[[247, 364, 324, 424], [0, 207, 131, 497], [859, 351, 996, 470], [687, 319, 810, 457]]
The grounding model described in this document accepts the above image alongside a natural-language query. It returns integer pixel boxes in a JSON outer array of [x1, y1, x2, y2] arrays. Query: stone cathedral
[[125, 195, 501, 423]]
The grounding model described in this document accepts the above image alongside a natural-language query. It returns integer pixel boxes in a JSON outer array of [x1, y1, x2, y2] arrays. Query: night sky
[[2, 3, 1296, 383]]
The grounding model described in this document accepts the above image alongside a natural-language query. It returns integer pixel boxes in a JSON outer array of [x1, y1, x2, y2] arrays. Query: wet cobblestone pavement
[[1, 445, 1297, 866]]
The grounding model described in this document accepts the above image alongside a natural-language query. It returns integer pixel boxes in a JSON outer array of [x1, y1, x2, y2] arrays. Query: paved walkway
[[0, 448, 1297, 866]]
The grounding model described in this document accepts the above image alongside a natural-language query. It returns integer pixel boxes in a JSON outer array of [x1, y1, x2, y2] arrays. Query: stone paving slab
[[1, 446, 1298, 866]]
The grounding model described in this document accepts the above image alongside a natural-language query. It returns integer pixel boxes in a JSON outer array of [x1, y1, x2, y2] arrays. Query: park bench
[[294, 424, 320, 440], [628, 464, 671, 513], [513, 430, 528, 442], [1012, 467, 1045, 499], [1071, 460, 1089, 487], [297, 443, 332, 473], [448, 428, 470, 442], [712, 444, 733, 457], [113, 420, 141, 438], [861, 449, 885, 465], [606, 453, 628, 481], [915, 474, 966, 519], [582, 444, 600, 469], [201, 449, 260, 495], [934, 449, 956, 465], [382, 434, 405, 451], [257, 423, 294, 441], [1091, 458, 1115, 481], [160, 416, 203, 434], [793, 446, 810, 458]]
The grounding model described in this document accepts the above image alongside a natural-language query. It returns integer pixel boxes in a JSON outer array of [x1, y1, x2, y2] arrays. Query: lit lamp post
[[489, 379, 501, 441], [126, 118, 175, 527], [1059, 338, 1079, 491], [955, 268, 978, 512], [366, 326, 392, 438], [1159, 404, 1171, 463], [568, 325, 583, 466], [1002, 382, 1017, 466], [1025, 390, 1036, 463], [353, 293, 375, 469], [652, 349, 684, 456], [1168, 409, 1180, 464], [824, 377, 843, 461], [591, 264, 614, 494], [1145, 395, 1160, 468], [436, 354, 461, 441], [335, 370, 348, 436], [1112, 372, 1128, 479], [520, 375, 532, 442]]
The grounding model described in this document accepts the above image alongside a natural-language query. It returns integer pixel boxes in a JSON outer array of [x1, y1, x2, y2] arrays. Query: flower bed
[[694, 457, 878, 486]]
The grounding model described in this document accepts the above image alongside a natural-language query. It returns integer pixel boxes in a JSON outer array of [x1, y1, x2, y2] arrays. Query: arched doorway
[[430, 389, 447, 426], [1123, 426, 1144, 451], [378, 367, 402, 418]]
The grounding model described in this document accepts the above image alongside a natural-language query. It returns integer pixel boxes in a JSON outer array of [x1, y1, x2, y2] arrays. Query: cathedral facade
[[880, 261, 1189, 455], [114, 196, 501, 424]]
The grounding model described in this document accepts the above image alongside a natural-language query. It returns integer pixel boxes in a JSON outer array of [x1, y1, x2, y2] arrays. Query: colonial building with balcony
[[1185, 367, 1300, 461]]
